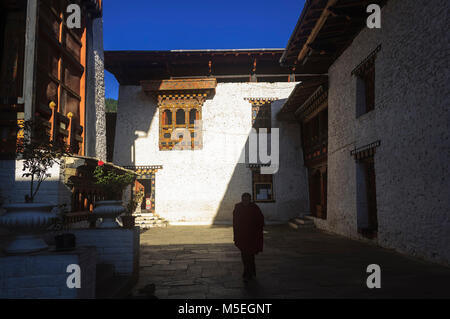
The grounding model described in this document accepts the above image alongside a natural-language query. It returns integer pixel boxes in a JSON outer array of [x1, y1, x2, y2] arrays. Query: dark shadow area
[[105, 112, 117, 162], [213, 98, 309, 225], [135, 225, 450, 299]]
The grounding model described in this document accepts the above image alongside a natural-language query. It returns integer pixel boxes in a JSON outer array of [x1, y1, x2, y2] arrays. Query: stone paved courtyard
[[133, 225, 450, 299]]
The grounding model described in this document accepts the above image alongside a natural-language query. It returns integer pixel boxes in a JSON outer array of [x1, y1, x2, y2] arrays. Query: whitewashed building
[[105, 49, 309, 225], [278, 0, 449, 265]]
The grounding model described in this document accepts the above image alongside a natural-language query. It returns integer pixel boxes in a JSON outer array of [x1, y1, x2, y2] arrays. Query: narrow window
[[189, 108, 198, 125], [353, 46, 380, 117], [176, 109, 185, 125], [357, 156, 378, 238], [162, 109, 172, 126], [252, 102, 272, 133], [252, 169, 274, 202]]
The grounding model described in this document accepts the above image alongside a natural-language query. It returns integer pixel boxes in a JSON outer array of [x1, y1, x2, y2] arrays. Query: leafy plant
[[93, 161, 135, 200], [105, 98, 118, 113], [17, 120, 69, 203]]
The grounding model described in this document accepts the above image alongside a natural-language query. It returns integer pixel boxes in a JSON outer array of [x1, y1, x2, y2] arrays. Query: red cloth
[[233, 202, 265, 254]]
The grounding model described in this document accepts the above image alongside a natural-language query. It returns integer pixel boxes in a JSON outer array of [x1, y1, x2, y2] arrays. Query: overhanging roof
[[277, 75, 328, 117], [104, 49, 295, 85], [280, 0, 387, 73]]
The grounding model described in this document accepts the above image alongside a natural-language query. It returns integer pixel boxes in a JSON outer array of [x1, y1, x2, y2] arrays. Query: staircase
[[288, 215, 315, 230], [133, 210, 169, 229]]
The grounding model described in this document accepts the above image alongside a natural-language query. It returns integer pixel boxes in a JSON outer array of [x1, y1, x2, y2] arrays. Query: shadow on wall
[[112, 87, 157, 167], [109, 90, 309, 224], [213, 98, 309, 225]]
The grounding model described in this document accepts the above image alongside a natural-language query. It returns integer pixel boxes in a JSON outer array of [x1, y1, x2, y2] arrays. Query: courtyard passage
[[134, 225, 450, 299]]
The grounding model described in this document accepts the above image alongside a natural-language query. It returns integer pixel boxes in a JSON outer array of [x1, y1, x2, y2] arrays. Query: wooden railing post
[[67, 112, 73, 151], [49, 101, 56, 141]]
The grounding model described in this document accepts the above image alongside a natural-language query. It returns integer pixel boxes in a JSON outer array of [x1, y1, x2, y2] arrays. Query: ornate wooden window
[[140, 78, 216, 151], [246, 98, 276, 133], [189, 108, 198, 125], [34, 0, 87, 154], [251, 166, 274, 202], [158, 94, 205, 151], [162, 109, 172, 126], [353, 45, 380, 117], [176, 109, 185, 126], [301, 107, 328, 167]]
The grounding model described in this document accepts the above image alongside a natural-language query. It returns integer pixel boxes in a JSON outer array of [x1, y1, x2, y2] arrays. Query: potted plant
[[0, 120, 68, 254], [92, 161, 135, 228]]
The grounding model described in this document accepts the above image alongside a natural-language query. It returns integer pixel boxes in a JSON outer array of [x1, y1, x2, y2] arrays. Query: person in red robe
[[233, 192, 265, 281]]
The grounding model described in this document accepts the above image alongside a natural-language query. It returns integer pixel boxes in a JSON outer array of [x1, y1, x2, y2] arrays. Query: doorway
[[135, 178, 154, 212]]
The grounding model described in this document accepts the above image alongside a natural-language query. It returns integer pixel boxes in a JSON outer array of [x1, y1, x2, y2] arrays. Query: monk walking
[[233, 192, 265, 282]]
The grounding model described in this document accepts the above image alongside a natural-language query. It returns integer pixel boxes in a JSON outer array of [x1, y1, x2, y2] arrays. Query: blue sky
[[103, 0, 305, 99]]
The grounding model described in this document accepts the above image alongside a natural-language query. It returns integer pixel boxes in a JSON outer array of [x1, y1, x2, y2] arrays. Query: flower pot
[[0, 203, 56, 254], [121, 215, 136, 229], [93, 200, 125, 228]]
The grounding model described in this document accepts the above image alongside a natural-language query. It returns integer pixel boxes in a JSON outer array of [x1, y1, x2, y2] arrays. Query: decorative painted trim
[[141, 78, 217, 94], [295, 85, 328, 120], [350, 140, 381, 161], [247, 163, 271, 169], [245, 97, 279, 106], [351, 45, 381, 76], [123, 165, 163, 178]]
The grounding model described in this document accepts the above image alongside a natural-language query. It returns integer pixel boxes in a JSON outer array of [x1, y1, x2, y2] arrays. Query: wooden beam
[[296, 0, 338, 65]]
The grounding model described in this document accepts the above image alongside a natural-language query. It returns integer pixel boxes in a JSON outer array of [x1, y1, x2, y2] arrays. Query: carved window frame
[[352, 45, 381, 117], [158, 94, 204, 151]]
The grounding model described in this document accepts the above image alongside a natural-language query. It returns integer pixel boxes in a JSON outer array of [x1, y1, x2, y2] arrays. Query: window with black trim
[[252, 168, 274, 202], [252, 102, 272, 133], [353, 46, 380, 117]]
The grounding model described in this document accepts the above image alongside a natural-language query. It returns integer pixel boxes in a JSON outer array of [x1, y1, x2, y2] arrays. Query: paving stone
[[133, 225, 450, 299]]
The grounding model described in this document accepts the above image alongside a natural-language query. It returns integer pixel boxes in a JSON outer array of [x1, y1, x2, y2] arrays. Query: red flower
[[98, 160, 105, 166]]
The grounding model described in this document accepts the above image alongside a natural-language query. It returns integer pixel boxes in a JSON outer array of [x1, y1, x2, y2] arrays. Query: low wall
[[71, 228, 140, 275], [0, 247, 96, 299]]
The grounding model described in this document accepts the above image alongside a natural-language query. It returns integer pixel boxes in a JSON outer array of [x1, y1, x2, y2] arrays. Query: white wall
[[0, 160, 62, 205], [114, 82, 309, 224], [320, 0, 450, 265]]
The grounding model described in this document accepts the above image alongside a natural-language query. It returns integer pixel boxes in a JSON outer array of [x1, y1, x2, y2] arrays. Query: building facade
[[0, 0, 108, 210], [278, 0, 449, 265], [106, 50, 309, 224]]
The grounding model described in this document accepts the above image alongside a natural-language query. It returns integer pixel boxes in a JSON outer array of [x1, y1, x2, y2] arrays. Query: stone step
[[134, 216, 162, 220], [293, 217, 314, 225], [135, 218, 167, 222], [132, 211, 169, 229], [139, 224, 168, 229], [288, 217, 315, 230], [133, 214, 158, 218]]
